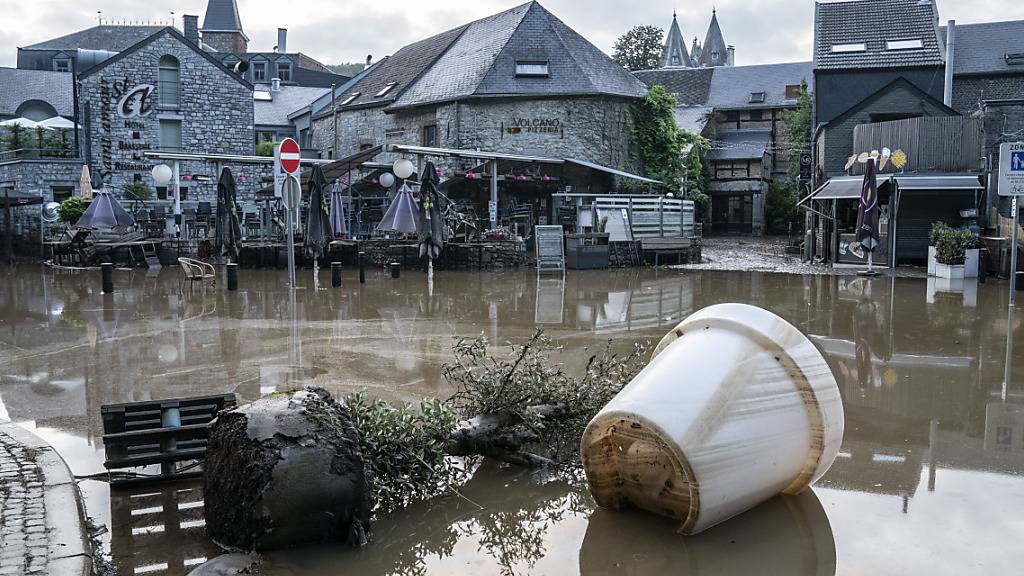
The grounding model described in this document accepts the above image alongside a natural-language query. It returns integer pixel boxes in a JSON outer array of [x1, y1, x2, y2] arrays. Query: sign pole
[[284, 175, 298, 287], [276, 138, 302, 288], [1011, 196, 1019, 307]]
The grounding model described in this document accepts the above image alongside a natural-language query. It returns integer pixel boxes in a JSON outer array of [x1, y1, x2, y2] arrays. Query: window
[[276, 61, 292, 82], [1008, 53, 1024, 66], [515, 60, 549, 77], [253, 91, 272, 101], [51, 186, 73, 203], [749, 92, 766, 103], [724, 110, 740, 123], [749, 110, 763, 121], [159, 119, 182, 151], [339, 92, 361, 106], [785, 84, 801, 99], [253, 61, 267, 81], [422, 125, 437, 147], [831, 43, 866, 53], [158, 55, 180, 109], [53, 58, 70, 73], [886, 39, 923, 50], [375, 82, 398, 98]]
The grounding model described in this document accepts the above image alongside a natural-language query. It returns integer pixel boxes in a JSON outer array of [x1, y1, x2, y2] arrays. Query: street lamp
[[379, 172, 395, 188], [393, 158, 415, 180]]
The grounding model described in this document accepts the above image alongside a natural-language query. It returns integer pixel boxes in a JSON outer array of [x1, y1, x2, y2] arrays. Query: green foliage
[[929, 221, 951, 246], [933, 225, 980, 265], [613, 25, 665, 71], [345, 393, 464, 515], [781, 79, 812, 187], [327, 62, 366, 77], [680, 130, 710, 209], [765, 181, 800, 233], [56, 196, 87, 225], [122, 182, 151, 201], [255, 139, 278, 157], [2, 124, 29, 151], [445, 331, 649, 461]]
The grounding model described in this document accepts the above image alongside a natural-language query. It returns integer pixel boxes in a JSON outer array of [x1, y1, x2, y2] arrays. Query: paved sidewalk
[[0, 422, 92, 576]]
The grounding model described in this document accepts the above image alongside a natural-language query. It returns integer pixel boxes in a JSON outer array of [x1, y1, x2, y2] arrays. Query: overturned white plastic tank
[[580, 303, 844, 535]]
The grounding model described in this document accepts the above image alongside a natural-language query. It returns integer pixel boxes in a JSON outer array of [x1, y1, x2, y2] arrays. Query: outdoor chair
[[178, 257, 216, 287]]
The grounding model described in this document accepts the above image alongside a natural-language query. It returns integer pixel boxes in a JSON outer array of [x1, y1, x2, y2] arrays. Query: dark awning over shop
[[564, 158, 662, 185], [892, 175, 983, 190], [799, 176, 863, 205], [0, 190, 44, 207]]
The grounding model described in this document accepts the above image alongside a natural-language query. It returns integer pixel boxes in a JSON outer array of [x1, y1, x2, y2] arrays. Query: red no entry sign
[[278, 138, 301, 174]]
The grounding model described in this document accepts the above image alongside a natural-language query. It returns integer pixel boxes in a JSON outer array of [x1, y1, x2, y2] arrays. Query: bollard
[[227, 263, 239, 291], [1016, 271, 1024, 291], [581, 303, 844, 535], [101, 263, 114, 294], [358, 251, 366, 284], [331, 262, 342, 288], [390, 262, 401, 279]]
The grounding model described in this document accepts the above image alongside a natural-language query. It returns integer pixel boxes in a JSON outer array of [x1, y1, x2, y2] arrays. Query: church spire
[[661, 11, 691, 68], [699, 9, 728, 67], [690, 36, 702, 64]]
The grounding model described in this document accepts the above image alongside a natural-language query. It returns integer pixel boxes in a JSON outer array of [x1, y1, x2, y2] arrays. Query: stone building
[[309, 1, 647, 173]]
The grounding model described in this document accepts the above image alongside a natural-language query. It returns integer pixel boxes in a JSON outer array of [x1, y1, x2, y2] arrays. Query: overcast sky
[[2, 0, 1022, 69]]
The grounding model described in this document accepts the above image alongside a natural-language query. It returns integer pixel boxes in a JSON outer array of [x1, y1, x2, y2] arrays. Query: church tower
[[661, 11, 691, 68], [200, 0, 249, 53], [690, 37, 702, 64], [698, 9, 731, 67]]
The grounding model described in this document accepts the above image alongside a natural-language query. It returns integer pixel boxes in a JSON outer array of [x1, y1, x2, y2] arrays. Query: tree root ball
[[204, 388, 373, 550]]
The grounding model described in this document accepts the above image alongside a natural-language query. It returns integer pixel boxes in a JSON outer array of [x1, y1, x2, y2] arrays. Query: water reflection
[[1, 265, 1022, 574]]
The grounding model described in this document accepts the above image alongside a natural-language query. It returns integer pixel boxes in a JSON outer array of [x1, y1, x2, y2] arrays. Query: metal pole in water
[[1010, 196, 1019, 307], [284, 176, 298, 288], [101, 263, 114, 293], [227, 262, 239, 291], [358, 251, 366, 284], [331, 262, 342, 288], [391, 262, 401, 279], [161, 406, 181, 475]]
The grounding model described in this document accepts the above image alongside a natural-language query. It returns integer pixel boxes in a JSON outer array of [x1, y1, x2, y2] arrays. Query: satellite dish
[[42, 202, 60, 223]]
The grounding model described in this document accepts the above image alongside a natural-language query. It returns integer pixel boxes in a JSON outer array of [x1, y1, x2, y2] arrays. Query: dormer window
[[339, 92, 361, 106], [832, 43, 866, 53], [252, 61, 267, 82], [276, 61, 292, 82], [749, 92, 766, 104], [515, 60, 549, 77], [53, 57, 71, 73], [1006, 53, 1024, 66], [785, 84, 801, 99], [375, 82, 398, 98], [886, 39, 923, 50], [253, 91, 272, 101]]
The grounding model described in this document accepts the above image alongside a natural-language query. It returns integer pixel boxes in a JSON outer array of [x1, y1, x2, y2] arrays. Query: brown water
[[0, 264, 1022, 575]]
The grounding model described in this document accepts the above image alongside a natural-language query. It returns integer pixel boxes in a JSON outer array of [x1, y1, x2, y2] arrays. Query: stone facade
[[951, 75, 1024, 115], [311, 96, 634, 171], [0, 159, 83, 252], [78, 30, 255, 203], [200, 31, 248, 54]]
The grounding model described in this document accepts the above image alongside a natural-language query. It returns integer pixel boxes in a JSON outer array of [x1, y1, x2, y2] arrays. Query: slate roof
[[254, 85, 331, 126], [707, 129, 772, 161], [814, 0, 944, 70], [699, 11, 729, 68], [0, 68, 73, 117], [707, 61, 813, 109], [661, 14, 691, 68], [632, 67, 713, 106], [202, 0, 244, 32], [673, 106, 713, 134], [21, 25, 164, 51], [940, 20, 1024, 76], [333, 2, 646, 112]]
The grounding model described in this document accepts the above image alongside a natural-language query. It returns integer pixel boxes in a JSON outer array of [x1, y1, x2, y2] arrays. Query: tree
[[255, 139, 278, 157], [781, 79, 812, 188], [328, 63, 366, 77], [613, 25, 664, 71]]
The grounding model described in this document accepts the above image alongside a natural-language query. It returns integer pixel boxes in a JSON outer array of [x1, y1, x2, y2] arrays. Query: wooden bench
[[641, 237, 692, 267], [101, 393, 237, 485]]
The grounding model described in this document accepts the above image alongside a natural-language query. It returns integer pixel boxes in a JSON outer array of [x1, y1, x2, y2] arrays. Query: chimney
[[726, 45, 735, 67], [271, 78, 281, 92], [277, 28, 287, 54], [183, 15, 199, 44], [366, 54, 373, 68], [943, 20, 955, 106]]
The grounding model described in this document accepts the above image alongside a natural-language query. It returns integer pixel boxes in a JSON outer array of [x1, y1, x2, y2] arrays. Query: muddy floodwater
[[1, 264, 1022, 575]]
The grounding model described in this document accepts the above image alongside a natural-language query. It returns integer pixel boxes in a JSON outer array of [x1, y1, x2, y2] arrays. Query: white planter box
[[935, 262, 965, 280], [964, 248, 980, 279], [928, 246, 937, 276]]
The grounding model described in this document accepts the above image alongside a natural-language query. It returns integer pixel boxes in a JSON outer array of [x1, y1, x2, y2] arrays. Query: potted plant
[[934, 226, 981, 280], [927, 222, 950, 276], [56, 196, 87, 227]]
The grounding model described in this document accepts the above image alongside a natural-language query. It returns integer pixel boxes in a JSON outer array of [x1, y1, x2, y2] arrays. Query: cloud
[[2, 0, 1022, 68]]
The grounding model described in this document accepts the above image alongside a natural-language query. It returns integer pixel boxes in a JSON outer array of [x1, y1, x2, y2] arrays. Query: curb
[[0, 422, 93, 576]]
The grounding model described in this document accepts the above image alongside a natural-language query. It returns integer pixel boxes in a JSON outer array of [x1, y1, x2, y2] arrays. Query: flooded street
[[1, 264, 1022, 575]]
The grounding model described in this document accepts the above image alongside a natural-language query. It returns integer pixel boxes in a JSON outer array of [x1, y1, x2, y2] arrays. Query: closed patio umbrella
[[418, 161, 446, 260], [375, 183, 419, 235], [304, 164, 333, 258], [854, 157, 880, 274], [329, 181, 348, 238], [75, 178, 134, 229], [79, 165, 94, 200], [216, 167, 243, 262]]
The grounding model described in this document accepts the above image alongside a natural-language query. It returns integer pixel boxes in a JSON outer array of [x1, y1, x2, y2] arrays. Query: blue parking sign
[[1013, 151, 1024, 172]]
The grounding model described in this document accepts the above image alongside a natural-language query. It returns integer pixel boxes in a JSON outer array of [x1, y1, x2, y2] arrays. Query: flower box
[[935, 262, 965, 280]]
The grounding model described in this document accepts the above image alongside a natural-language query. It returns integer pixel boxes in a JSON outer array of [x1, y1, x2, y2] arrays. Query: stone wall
[[952, 75, 1024, 115], [0, 159, 84, 253], [78, 31, 255, 204]]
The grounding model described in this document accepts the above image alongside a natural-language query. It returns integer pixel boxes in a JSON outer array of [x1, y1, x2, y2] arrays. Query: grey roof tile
[[673, 105, 713, 133], [814, 0, 944, 70], [940, 20, 1024, 75], [632, 67, 713, 106], [254, 85, 331, 126], [0, 68, 73, 117], [707, 129, 772, 161], [202, 0, 243, 32], [707, 61, 813, 109], [21, 25, 164, 51]]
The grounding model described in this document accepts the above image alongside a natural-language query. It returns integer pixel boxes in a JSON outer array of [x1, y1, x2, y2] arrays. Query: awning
[[797, 176, 863, 206], [255, 146, 384, 195], [893, 175, 982, 190], [0, 190, 43, 207], [564, 158, 662, 185]]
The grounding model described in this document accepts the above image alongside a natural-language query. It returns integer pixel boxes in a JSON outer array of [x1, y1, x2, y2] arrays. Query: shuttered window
[[158, 56, 180, 109], [159, 120, 182, 152]]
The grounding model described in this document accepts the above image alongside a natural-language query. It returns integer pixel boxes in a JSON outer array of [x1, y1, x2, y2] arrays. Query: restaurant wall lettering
[[113, 77, 155, 119], [506, 118, 561, 134], [99, 78, 113, 181]]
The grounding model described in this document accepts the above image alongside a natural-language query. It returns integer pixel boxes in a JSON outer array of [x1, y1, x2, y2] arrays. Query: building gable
[[814, 0, 944, 71], [828, 76, 957, 127]]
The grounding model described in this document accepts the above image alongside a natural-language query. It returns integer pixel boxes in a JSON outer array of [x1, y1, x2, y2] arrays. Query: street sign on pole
[[799, 152, 813, 181], [278, 138, 301, 174], [998, 142, 1024, 196], [282, 174, 300, 287]]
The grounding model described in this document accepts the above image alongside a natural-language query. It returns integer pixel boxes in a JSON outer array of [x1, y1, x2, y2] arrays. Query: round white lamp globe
[[379, 172, 396, 188], [152, 164, 173, 186], [393, 159, 415, 180]]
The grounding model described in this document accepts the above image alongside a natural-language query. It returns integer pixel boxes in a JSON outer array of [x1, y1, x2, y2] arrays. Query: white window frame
[[276, 60, 292, 82], [375, 82, 398, 98], [252, 60, 268, 82], [53, 57, 71, 73], [339, 92, 361, 106], [886, 39, 924, 50], [515, 60, 550, 77], [831, 43, 867, 53]]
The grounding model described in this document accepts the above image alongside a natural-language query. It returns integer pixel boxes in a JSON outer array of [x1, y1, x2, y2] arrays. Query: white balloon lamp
[[393, 158, 415, 180], [152, 164, 173, 186], [379, 172, 396, 188]]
